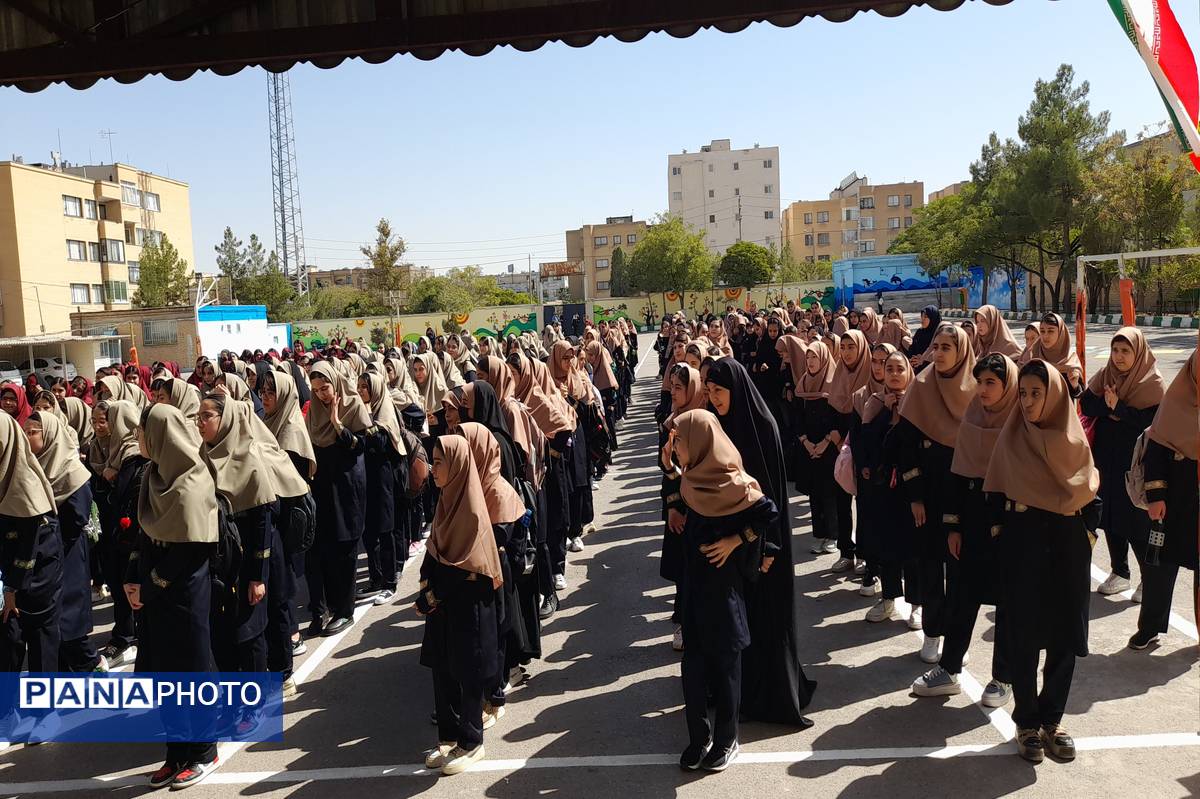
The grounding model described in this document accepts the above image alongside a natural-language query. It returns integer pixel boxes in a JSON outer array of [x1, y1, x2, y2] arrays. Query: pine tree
[[213, 227, 246, 302], [133, 235, 191, 307]]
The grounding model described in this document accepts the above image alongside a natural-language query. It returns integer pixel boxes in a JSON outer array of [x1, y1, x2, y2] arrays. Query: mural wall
[[832, 254, 963, 309], [966, 266, 1028, 311]]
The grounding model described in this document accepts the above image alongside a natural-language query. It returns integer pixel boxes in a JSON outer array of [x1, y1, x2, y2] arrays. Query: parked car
[[0, 360, 21, 384], [19, 357, 78, 383]]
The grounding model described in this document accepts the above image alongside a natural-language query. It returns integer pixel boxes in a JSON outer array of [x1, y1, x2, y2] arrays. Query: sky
[[2, 0, 1197, 276]]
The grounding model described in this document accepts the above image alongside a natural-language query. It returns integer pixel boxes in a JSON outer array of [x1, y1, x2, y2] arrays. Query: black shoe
[[323, 616, 352, 636], [700, 740, 738, 772], [679, 740, 712, 771], [538, 593, 558, 621], [306, 616, 326, 638], [1127, 630, 1161, 650], [355, 584, 382, 603]]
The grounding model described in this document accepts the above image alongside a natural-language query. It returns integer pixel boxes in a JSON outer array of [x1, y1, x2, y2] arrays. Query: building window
[[763, 159, 773, 168], [888, 217, 901, 229], [63, 195, 82, 217], [593, 236, 608, 246], [817, 254, 831, 262], [708, 214, 716, 223], [66, 239, 86, 261], [764, 235, 774, 247], [860, 197, 875, 210], [88, 242, 100, 262], [803, 212, 813, 224], [104, 280, 129, 303], [142, 319, 178, 346], [859, 240, 876, 253], [816, 232, 830, 246], [843, 208, 859, 222], [92, 283, 104, 302], [597, 281, 610, 291], [135, 228, 163, 247], [100, 239, 125, 262], [804, 234, 814, 246], [805, 256, 814, 263], [708, 189, 715, 198], [671, 166, 681, 176], [763, 210, 775, 219], [595, 258, 610, 269], [121, 181, 140, 206], [672, 191, 682, 201], [842, 229, 858, 244], [763, 184, 773, 194], [887, 194, 900, 207], [707, 164, 714, 173], [816, 211, 829, 223], [904, 194, 913, 207], [627, 234, 636, 244], [98, 202, 108, 220], [860, 216, 874, 230], [143, 192, 161, 212], [904, 216, 913, 227], [84, 199, 98, 219], [127, 262, 140, 283], [70, 284, 90, 304]]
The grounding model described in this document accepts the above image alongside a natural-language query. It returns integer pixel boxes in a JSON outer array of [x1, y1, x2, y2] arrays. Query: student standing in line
[[912, 353, 1019, 706], [1081, 328, 1164, 599], [849, 342, 897, 595], [793, 340, 841, 559], [355, 371, 407, 605], [827, 329, 872, 570], [1031, 312, 1084, 398], [99, 400, 147, 667], [984, 360, 1099, 764]]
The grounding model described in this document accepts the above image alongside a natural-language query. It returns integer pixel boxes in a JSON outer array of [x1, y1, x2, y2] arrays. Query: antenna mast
[[267, 71, 308, 294]]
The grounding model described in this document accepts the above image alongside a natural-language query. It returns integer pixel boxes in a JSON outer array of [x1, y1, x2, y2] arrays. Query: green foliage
[[133, 234, 191, 307], [777, 242, 833, 282], [629, 214, 715, 307], [361, 218, 411, 307], [405, 266, 532, 314], [238, 251, 295, 318], [276, 286, 386, 321], [609, 246, 632, 296], [717, 240, 774, 289]]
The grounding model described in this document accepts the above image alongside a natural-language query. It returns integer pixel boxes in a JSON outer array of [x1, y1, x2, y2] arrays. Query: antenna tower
[[267, 71, 308, 294]]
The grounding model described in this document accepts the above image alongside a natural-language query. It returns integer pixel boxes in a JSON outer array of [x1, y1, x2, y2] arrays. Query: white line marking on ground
[[3, 733, 1197, 792], [1089, 564, 1198, 640]]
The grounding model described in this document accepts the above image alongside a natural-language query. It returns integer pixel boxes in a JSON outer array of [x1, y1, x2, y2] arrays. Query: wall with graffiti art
[[289, 305, 540, 348]]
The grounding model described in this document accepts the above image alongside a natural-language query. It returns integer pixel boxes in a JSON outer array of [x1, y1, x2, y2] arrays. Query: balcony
[[95, 181, 122, 203]]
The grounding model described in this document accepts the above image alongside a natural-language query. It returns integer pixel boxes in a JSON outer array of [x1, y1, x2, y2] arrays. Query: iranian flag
[[1109, 0, 1200, 171]]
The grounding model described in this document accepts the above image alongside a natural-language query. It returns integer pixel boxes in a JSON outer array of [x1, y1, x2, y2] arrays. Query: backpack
[[400, 428, 429, 499], [279, 491, 317, 556], [511, 477, 539, 576], [210, 495, 243, 598], [1124, 428, 1152, 510]]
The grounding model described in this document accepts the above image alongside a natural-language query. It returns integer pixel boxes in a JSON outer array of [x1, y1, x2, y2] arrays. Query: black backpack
[[511, 477, 538, 576], [400, 428, 429, 499], [279, 491, 317, 556], [210, 495, 243, 598]]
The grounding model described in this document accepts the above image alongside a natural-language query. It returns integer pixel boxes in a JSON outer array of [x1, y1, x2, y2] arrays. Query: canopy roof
[[0, 0, 1009, 92]]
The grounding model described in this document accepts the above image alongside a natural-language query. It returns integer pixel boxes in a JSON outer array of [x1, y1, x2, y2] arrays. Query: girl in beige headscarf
[[385, 356, 423, 411], [1031, 312, 1083, 396], [417, 434, 503, 774], [983, 360, 1098, 764], [258, 369, 316, 479], [858, 306, 884, 345], [477, 355, 546, 491], [356, 371, 408, 602], [972, 305, 1022, 359], [153, 377, 203, 446], [412, 352, 450, 434], [96, 374, 147, 411]]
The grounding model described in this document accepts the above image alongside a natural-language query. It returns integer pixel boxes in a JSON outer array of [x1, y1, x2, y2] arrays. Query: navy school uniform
[[565, 411, 593, 538], [794, 395, 841, 546], [544, 430, 573, 580], [267, 451, 311, 677], [362, 426, 400, 592], [0, 513, 63, 673], [491, 436, 540, 665], [308, 426, 366, 622], [103, 456, 148, 653], [1136, 440, 1198, 637], [57, 482, 100, 671], [212, 501, 279, 673]]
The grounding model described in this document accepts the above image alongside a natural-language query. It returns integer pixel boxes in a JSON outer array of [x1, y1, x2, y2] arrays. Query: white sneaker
[[567, 537, 583, 553], [831, 557, 854, 573], [373, 588, 395, 606], [482, 704, 505, 730], [981, 680, 1012, 708], [282, 677, 297, 698], [866, 598, 897, 623], [1097, 572, 1131, 595], [583, 523, 596, 537], [425, 741, 455, 769], [920, 635, 942, 664], [912, 665, 961, 697], [1132, 581, 1143, 603], [822, 539, 838, 554], [553, 574, 567, 591], [908, 606, 923, 631], [853, 560, 867, 575], [858, 578, 878, 597], [671, 625, 685, 651], [441, 744, 485, 775], [810, 539, 828, 554]]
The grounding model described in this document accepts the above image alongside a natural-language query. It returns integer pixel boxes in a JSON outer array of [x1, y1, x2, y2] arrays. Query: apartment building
[[928, 181, 968, 202], [667, 139, 780, 255], [564, 215, 649, 299], [0, 157, 194, 337], [781, 172, 923, 264]]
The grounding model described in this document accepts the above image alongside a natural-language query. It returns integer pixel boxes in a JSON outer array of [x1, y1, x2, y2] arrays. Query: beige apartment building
[[0, 158, 194, 338], [563, 216, 649, 299], [781, 173, 923, 264], [929, 181, 968, 202], [668, 139, 780, 255]]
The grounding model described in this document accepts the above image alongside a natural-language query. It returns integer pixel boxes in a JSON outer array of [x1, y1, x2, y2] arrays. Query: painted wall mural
[[290, 305, 541, 348], [966, 266, 1028, 311]]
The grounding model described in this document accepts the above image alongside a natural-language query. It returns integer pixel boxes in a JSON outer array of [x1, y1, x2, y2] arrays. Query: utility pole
[[736, 196, 743, 242]]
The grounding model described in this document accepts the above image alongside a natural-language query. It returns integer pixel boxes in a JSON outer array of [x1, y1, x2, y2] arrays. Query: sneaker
[[853, 560, 867, 575], [441, 744, 485, 775], [831, 557, 854, 573], [282, 677, 297, 698], [583, 523, 597, 537], [858, 578, 879, 598], [355, 585, 382, 603], [322, 616, 352, 637], [567, 537, 583, 553], [912, 666, 961, 697], [1128, 630, 1161, 650], [822, 539, 838, 554], [865, 598, 897, 623], [679, 740, 712, 771], [538, 593, 558, 620], [291, 638, 307, 657], [100, 644, 135, 667], [373, 589, 396, 606], [170, 757, 218, 789], [93, 656, 109, 673], [1016, 728, 1044, 764], [810, 539, 836, 555], [981, 680, 1012, 708], [508, 666, 528, 688], [1097, 572, 1131, 596], [1041, 725, 1075, 761], [553, 574, 567, 591], [671, 625, 685, 651], [424, 742, 455, 769], [149, 762, 185, 789], [919, 635, 942, 664], [482, 704, 505, 730], [700, 740, 739, 772], [306, 616, 326, 638], [908, 606, 923, 631], [1131, 581, 1143, 604], [408, 542, 422, 558]]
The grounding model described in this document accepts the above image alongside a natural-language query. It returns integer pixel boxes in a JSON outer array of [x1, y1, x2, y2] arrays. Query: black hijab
[[704, 356, 815, 725], [909, 305, 941, 357], [464, 380, 521, 486], [287, 361, 311, 405]]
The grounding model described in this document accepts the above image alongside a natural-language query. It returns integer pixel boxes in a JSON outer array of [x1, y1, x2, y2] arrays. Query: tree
[[277, 286, 386, 321], [777, 242, 833, 283], [213, 227, 246, 303], [629, 214, 714, 309], [245, 233, 268, 276], [239, 251, 296, 318], [717, 240, 774, 289], [407, 276, 473, 314], [609, 246, 633, 297], [133, 235, 191, 307], [361, 219, 411, 308]]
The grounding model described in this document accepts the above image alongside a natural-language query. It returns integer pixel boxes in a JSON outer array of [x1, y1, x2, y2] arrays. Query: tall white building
[[667, 139, 780, 255]]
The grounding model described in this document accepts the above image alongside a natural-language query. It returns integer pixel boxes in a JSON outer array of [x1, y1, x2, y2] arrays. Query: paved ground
[[1, 327, 1195, 798]]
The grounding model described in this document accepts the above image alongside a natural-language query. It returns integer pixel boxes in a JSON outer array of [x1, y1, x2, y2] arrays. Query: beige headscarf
[[879, 318, 914, 351], [832, 315, 849, 336], [854, 343, 898, 418], [478, 355, 546, 485], [411, 352, 449, 412], [664, 363, 707, 428], [779, 335, 809, 388], [30, 389, 76, 448], [162, 378, 202, 446], [983, 360, 1099, 514], [674, 409, 764, 518], [138, 404, 219, 544], [829, 329, 872, 414], [858, 307, 883, 345], [62, 396, 93, 451], [509, 350, 575, 436], [459, 422, 525, 525], [201, 396, 309, 513], [435, 350, 465, 391], [97, 374, 147, 411], [29, 412, 91, 506], [860, 350, 914, 424], [0, 411, 55, 517], [1147, 348, 1198, 460], [427, 435, 504, 589], [950, 353, 1020, 478], [385, 356, 423, 410], [550, 341, 594, 406], [305, 361, 374, 448], [360, 371, 406, 456], [104, 400, 143, 472], [86, 402, 111, 477], [585, 340, 618, 391], [898, 324, 977, 446], [261, 370, 316, 474], [1086, 326, 1165, 410], [973, 305, 1022, 359], [220, 372, 256, 406], [1031, 313, 1082, 382]]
